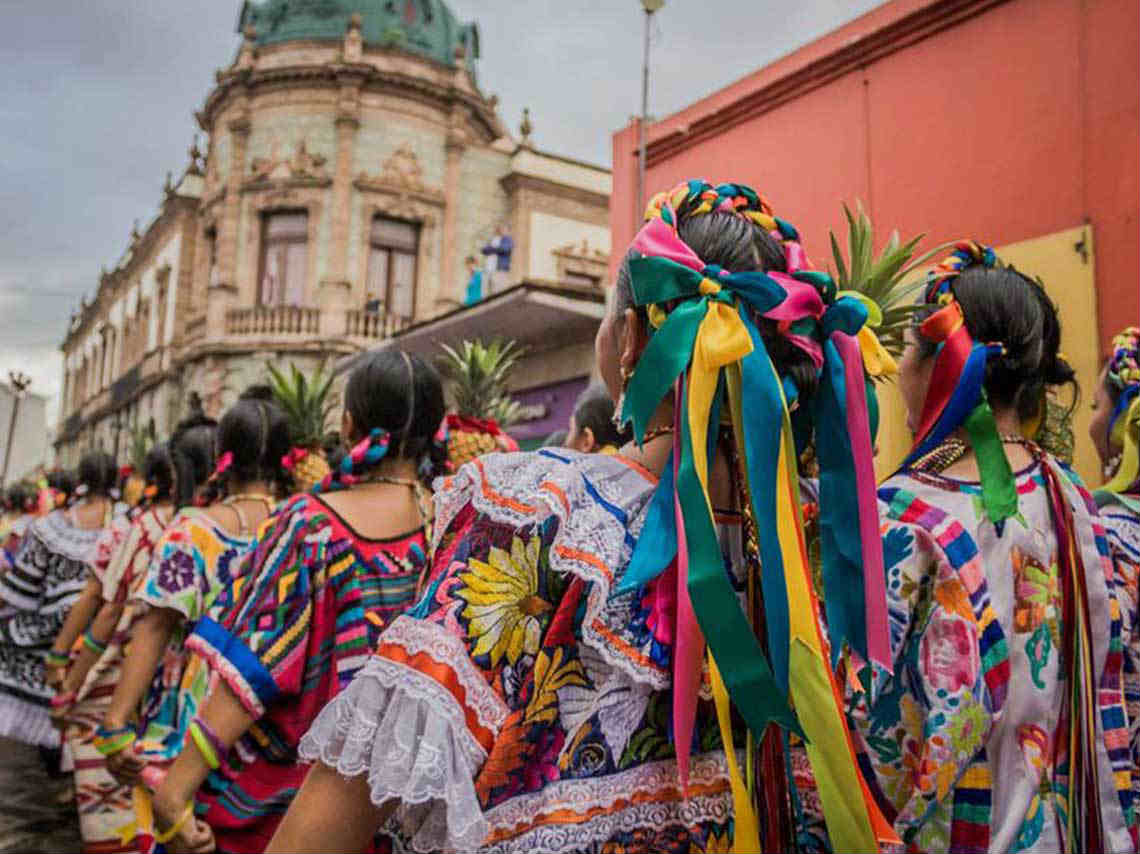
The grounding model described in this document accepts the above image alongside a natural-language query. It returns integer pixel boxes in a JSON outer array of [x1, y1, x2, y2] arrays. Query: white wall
[[527, 211, 610, 282]]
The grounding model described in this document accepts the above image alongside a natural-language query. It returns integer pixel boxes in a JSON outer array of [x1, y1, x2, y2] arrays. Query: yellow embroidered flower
[[456, 534, 552, 666]]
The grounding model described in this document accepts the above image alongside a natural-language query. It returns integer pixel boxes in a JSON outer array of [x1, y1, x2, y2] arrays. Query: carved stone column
[[318, 80, 360, 338], [209, 107, 250, 338], [437, 124, 466, 316]]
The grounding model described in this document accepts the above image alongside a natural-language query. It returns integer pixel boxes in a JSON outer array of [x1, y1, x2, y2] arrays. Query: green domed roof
[[238, 0, 480, 69]]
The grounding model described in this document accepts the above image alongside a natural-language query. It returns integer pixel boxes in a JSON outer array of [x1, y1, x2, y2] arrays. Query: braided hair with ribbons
[[904, 241, 1021, 523], [614, 179, 894, 853], [1103, 326, 1140, 496], [908, 241, 1108, 851], [319, 349, 447, 494]]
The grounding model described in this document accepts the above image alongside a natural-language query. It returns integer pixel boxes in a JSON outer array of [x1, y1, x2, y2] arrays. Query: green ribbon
[[963, 398, 1019, 523]]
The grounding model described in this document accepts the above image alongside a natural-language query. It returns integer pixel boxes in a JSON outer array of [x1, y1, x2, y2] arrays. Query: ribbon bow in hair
[[615, 180, 893, 854]]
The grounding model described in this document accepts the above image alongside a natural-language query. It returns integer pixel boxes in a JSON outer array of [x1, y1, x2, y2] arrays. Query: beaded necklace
[[912, 434, 1033, 475]]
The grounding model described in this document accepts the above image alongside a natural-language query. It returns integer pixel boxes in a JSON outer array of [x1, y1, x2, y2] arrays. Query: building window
[[259, 211, 308, 306], [366, 216, 418, 320], [205, 226, 219, 288]]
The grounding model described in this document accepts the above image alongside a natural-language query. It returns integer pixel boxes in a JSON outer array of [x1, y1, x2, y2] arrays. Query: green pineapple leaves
[[829, 202, 950, 370], [437, 338, 527, 427], [267, 361, 337, 448]]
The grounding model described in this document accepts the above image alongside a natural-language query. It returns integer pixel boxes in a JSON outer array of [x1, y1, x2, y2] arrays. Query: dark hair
[[170, 414, 217, 508], [203, 385, 293, 503], [918, 265, 1077, 421], [344, 349, 446, 478], [5, 483, 33, 513], [46, 469, 76, 499], [543, 429, 568, 448], [142, 443, 175, 504], [77, 450, 117, 497], [611, 211, 817, 400], [572, 385, 628, 449]]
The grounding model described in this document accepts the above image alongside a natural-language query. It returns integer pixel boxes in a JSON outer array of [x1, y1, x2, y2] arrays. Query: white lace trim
[[481, 751, 730, 838], [445, 452, 670, 691], [299, 655, 489, 853], [477, 790, 732, 854], [380, 616, 509, 734]]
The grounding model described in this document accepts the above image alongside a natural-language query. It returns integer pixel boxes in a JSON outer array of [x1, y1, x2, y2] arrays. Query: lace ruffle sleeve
[[299, 653, 491, 853]]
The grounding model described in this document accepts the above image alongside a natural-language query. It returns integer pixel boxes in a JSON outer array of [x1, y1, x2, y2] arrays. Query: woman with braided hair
[[97, 392, 289, 836], [48, 443, 178, 854], [147, 350, 445, 853], [1090, 327, 1140, 824], [853, 246, 1135, 852], [266, 180, 893, 854]]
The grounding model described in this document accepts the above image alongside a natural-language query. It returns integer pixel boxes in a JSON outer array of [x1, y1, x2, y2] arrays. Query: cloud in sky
[[0, 0, 881, 428]]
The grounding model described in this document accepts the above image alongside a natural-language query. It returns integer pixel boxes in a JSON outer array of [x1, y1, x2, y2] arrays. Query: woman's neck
[[369, 456, 419, 481], [227, 479, 274, 499], [619, 401, 675, 477]]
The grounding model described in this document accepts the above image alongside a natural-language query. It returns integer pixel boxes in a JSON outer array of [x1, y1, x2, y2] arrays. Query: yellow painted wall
[[874, 224, 1100, 485]]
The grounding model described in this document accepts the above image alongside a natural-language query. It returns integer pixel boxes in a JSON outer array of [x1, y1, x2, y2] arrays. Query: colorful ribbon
[[312, 428, 390, 493], [1103, 327, 1140, 495], [902, 241, 1018, 523], [615, 180, 894, 853]]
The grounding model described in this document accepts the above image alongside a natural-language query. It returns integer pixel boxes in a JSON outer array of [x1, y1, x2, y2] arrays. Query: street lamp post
[[636, 0, 665, 231], [2, 371, 32, 486]]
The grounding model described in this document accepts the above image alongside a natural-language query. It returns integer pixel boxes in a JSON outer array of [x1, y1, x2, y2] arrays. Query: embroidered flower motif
[[946, 697, 988, 757], [1012, 547, 1061, 637], [157, 549, 196, 593], [920, 615, 977, 694], [456, 534, 552, 666]]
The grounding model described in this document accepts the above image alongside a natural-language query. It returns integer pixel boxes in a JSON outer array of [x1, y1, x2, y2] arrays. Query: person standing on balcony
[[463, 254, 484, 305], [481, 222, 513, 295]]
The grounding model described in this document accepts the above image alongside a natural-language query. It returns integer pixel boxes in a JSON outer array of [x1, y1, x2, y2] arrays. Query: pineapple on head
[[830, 202, 950, 372], [437, 338, 524, 468], [267, 361, 337, 492]]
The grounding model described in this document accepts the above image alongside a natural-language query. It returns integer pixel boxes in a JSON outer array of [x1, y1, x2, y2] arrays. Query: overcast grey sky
[[0, 0, 881, 424]]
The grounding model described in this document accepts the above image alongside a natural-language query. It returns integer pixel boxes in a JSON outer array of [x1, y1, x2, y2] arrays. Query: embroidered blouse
[[300, 450, 749, 854], [852, 460, 1135, 853], [72, 506, 173, 713], [186, 492, 429, 853], [131, 508, 260, 763], [0, 509, 108, 746], [1099, 493, 1140, 822]]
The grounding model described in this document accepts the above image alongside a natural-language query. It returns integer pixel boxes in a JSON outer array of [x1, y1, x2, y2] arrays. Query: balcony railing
[[345, 309, 412, 340], [225, 305, 320, 337]]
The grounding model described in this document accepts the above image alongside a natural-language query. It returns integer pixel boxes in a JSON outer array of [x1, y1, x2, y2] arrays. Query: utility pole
[[636, 0, 665, 231], [2, 371, 32, 486]]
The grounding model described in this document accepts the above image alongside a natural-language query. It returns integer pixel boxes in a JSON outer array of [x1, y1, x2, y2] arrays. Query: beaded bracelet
[[50, 690, 76, 711], [82, 630, 107, 656], [187, 721, 219, 770], [93, 723, 136, 757], [153, 802, 194, 845], [45, 650, 70, 668]]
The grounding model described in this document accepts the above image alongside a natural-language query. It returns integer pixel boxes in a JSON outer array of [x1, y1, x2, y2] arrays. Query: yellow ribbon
[[709, 653, 761, 853], [115, 786, 153, 847], [858, 326, 898, 378], [1106, 396, 1140, 493]]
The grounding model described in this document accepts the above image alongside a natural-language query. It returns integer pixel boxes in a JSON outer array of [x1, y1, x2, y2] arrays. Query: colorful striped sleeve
[[186, 497, 320, 718]]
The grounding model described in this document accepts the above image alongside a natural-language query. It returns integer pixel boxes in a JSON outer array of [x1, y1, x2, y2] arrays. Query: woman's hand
[[44, 662, 67, 691], [49, 691, 76, 731], [168, 818, 216, 854], [105, 739, 147, 786]]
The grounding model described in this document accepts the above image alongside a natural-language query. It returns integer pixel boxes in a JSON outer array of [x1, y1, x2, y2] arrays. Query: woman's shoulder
[[435, 448, 659, 538]]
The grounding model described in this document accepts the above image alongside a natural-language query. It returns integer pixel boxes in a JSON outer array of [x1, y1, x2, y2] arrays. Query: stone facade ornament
[[250, 140, 329, 183]]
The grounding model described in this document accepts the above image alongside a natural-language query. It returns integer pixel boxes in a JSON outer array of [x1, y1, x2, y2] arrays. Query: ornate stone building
[[56, 0, 610, 463]]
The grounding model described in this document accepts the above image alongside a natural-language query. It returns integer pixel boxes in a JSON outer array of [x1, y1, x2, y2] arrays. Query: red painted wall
[[611, 0, 1139, 354]]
